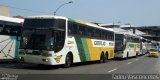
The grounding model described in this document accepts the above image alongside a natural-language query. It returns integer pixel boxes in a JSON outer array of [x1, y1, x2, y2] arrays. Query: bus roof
[[0, 16, 24, 23], [68, 18, 114, 32], [25, 15, 114, 32], [26, 15, 67, 20]]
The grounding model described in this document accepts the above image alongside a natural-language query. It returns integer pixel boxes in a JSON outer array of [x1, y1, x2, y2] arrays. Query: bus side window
[[5, 26, 17, 36], [68, 21, 72, 35], [78, 25, 85, 36], [56, 19, 66, 30], [85, 27, 90, 37], [3, 26, 10, 35], [110, 32, 114, 41], [82, 25, 85, 36], [77, 25, 81, 35], [105, 31, 108, 40], [95, 29, 101, 39], [68, 21, 77, 35], [11, 28, 17, 36], [54, 31, 65, 53], [0, 24, 3, 33], [99, 30, 102, 39], [101, 30, 105, 39]]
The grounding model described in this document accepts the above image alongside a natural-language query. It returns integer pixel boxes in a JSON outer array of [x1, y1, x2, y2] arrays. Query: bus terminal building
[[136, 26, 160, 41], [98, 23, 160, 42], [121, 26, 160, 41]]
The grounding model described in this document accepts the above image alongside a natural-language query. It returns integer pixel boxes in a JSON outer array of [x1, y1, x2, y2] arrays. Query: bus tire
[[64, 53, 73, 68], [100, 53, 105, 63], [105, 53, 108, 62], [136, 52, 139, 56], [125, 52, 129, 59]]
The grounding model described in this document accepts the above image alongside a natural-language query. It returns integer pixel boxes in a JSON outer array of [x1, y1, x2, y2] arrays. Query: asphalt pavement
[[0, 54, 159, 80]]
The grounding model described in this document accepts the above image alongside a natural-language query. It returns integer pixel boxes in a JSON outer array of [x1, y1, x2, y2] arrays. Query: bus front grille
[[26, 51, 41, 55]]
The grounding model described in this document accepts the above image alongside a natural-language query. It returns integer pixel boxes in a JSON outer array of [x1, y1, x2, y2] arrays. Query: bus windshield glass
[[21, 29, 52, 50], [21, 18, 66, 51], [23, 19, 66, 30], [115, 34, 124, 51], [23, 19, 55, 28]]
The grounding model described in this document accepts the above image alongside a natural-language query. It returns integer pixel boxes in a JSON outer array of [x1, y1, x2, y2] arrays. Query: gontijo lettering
[[94, 41, 106, 46]]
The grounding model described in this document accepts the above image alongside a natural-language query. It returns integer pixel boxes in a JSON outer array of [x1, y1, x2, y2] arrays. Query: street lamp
[[54, 1, 73, 15]]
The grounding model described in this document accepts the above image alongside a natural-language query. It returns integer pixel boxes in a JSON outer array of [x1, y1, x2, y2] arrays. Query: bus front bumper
[[114, 51, 124, 58], [19, 55, 63, 65]]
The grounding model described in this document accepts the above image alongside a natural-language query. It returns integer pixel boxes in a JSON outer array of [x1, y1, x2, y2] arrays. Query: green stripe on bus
[[128, 43, 134, 48], [81, 38, 90, 61], [75, 36, 86, 62]]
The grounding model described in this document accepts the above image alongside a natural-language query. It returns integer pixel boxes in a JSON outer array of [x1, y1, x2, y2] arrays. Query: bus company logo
[[129, 44, 134, 48], [54, 55, 62, 63], [94, 41, 106, 46]]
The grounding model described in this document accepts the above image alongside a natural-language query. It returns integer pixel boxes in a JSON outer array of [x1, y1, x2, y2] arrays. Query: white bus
[[19, 15, 115, 67], [114, 33, 140, 59], [0, 16, 24, 61], [140, 38, 151, 55]]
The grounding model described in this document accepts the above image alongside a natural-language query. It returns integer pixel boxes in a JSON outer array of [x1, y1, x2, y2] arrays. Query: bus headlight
[[19, 57, 24, 62]]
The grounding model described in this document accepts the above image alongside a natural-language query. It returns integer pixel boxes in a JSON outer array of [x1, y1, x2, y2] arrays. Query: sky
[[0, 0, 160, 26]]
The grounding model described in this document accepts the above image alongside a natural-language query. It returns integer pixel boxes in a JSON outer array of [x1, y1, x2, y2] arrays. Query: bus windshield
[[115, 40, 123, 51], [115, 34, 124, 52], [23, 19, 55, 28], [21, 29, 52, 50], [21, 18, 66, 51], [23, 19, 66, 30]]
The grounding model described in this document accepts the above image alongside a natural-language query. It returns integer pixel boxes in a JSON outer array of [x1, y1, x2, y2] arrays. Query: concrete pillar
[[0, 5, 10, 17]]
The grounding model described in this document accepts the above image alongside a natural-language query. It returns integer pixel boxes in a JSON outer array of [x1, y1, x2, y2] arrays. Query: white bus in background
[[158, 42, 160, 52], [0, 16, 24, 61], [140, 38, 151, 55], [114, 32, 141, 59]]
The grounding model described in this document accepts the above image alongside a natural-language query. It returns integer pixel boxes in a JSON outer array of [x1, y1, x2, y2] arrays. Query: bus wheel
[[104, 54, 108, 62], [64, 54, 72, 68], [125, 52, 129, 59], [100, 53, 105, 63], [136, 52, 139, 57]]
